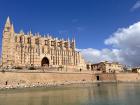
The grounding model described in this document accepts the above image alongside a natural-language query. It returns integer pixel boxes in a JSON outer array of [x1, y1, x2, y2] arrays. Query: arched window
[[27, 37, 31, 44], [19, 36, 22, 43], [35, 38, 39, 45], [45, 40, 48, 45]]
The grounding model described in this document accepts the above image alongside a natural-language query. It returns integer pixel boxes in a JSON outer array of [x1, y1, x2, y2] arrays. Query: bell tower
[[2, 17, 15, 67]]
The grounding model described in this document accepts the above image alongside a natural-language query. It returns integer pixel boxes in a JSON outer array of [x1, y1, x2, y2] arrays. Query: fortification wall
[[0, 72, 140, 87], [96, 74, 117, 81], [116, 73, 140, 82], [0, 72, 94, 86]]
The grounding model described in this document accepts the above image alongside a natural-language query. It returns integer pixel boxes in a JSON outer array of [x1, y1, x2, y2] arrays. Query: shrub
[[1, 69, 5, 73], [28, 66, 36, 70], [14, 67, 23, 69], [82, 79, 86, 81]]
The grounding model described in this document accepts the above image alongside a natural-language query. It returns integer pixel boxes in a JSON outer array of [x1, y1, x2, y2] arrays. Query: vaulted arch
[[41, 57, 49, 67]]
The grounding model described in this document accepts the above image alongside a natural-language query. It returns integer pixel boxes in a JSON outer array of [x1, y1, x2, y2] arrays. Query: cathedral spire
[[29, 29, 32, 34], [67, 37, 70, 42], [5, 16, 11, 28], [73, 37, 75, 42], [11, 24, 15, 33]]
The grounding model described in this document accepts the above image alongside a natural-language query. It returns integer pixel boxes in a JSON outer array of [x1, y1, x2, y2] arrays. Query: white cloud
[[79, 21, 140, 66], [77, 48, 122, 63], [131, 1, 140, 11]]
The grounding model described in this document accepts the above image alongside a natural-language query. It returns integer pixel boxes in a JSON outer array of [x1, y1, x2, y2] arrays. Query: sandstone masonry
[[1, 17, 85, 69]]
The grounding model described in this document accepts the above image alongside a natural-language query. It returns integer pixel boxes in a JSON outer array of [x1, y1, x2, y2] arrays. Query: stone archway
[[41, 57, 49, 67]]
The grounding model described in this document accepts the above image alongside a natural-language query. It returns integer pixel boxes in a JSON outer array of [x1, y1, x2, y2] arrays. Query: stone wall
[[116, 73, 140, 82], [0, 72, 140, 86], [96, 73, 117, 81], [0, 72, 94, 85]]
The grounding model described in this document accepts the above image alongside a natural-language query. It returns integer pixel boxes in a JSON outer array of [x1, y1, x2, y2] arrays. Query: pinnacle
[[5, 16, 11, 27], [11, 23, 15, 33]]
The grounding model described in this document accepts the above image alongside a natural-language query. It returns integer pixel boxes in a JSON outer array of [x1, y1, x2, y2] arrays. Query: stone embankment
[[0, 69, 140, 90], [0, 80, 96, 90]]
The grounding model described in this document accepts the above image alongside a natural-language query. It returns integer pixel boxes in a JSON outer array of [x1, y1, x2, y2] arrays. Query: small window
[[19, 36, 22, 43], [35, 38, 39, 45], [45, 40, 48, 45], [51, 41, 54, 46], [27, 37, 31, 44]]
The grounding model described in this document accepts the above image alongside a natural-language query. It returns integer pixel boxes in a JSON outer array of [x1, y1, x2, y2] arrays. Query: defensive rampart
[[0, 72, 139, 89]]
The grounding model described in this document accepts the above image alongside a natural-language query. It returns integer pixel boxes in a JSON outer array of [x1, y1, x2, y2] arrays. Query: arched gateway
[[41, 57, 49, 67]]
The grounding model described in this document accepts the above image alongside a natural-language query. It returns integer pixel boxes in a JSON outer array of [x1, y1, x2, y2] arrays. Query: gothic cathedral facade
[[1, 17, 85, 69]]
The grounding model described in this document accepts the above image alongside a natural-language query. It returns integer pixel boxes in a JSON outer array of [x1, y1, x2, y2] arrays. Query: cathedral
[[1, 17, 85, 69]]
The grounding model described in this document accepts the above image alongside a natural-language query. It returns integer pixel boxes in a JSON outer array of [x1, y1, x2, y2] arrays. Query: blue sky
[[0, 0, 139, 49], [0, 0, 140, 65]]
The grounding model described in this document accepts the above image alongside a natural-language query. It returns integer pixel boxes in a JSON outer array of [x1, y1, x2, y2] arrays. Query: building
[[86, 62, 92, 70], [132, 67, 140, 73], [91, 61, 124, 73], [1, 17, 85, 69]]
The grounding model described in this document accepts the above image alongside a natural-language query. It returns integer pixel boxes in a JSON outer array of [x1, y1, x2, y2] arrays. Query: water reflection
[[0, 83, 140, 105]]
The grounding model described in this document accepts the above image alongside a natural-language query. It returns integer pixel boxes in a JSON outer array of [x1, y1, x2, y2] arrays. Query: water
[[0, 83, 140, 105]]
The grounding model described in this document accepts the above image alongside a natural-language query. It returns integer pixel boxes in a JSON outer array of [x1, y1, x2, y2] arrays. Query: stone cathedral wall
[[1, 17, 86, 68]]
